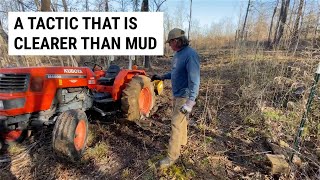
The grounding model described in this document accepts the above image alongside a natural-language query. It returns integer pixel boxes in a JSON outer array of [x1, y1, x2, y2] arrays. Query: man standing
[[152, 28, 200, 169]]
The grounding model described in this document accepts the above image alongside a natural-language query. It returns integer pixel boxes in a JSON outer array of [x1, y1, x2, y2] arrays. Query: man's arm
[[180, 54, 200, 114], [162, 72, 172, 80], [187, 54, 200, 101]]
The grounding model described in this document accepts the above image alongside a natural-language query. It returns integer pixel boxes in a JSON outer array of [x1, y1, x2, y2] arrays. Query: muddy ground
[[0, 51, 310, 179]]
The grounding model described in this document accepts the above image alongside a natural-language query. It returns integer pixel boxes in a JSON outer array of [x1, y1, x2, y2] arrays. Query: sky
[[164, 0, 247, 27]]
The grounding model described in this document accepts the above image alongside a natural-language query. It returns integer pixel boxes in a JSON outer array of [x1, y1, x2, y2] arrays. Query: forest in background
[[0, 0, 318, 59], [0, 0, 320, 179]]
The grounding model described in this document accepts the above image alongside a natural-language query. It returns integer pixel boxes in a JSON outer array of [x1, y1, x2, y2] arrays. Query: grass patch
[[84, 141, 109, 160], [8, 143, 25, 155]]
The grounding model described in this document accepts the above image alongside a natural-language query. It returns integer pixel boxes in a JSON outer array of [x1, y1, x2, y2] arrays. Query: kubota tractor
[[0, 63, 163, 161]]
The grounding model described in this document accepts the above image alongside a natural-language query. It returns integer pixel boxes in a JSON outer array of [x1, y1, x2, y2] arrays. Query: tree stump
[[266, 154, 289, 175]]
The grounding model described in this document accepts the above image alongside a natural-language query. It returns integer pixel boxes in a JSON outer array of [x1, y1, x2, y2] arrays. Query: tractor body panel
[[95, 69, 146, 101], [0, 67, 95, 117]]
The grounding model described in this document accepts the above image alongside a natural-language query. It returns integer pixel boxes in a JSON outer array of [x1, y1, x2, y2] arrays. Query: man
[[152, 28, 200, 169]]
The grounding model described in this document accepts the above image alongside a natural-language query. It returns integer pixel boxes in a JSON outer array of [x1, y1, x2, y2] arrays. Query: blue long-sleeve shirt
[[162, 46, 200, 101]]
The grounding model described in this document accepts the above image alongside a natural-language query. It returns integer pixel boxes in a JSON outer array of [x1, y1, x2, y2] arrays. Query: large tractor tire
[[121, 75, 156, 121], [52, 109, 88, 162]]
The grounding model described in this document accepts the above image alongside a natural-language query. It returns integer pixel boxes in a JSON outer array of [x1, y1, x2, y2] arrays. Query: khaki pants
[[168, 97, 188, 161]]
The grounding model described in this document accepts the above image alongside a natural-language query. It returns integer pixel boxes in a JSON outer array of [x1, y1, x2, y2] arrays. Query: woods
[[2, 0, 317, 56], [0, 0, 320, 179]]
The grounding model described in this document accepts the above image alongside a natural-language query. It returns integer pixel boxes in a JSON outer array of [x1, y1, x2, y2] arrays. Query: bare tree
[[164, 12, 172, 55], [141, 0, 151, 68], [312, 4, 320, 47], [116, 0, 129, 11], [235, 4, 243, 43], [85, 0, 89, 11], [141, 0, 148, 12], [0, 20, 8, 44], [51, 0, 57, 11], [34, 0, 41, 11], [61, 0, 68, 12], [18, 0, 25, 12], [282, 0, 296, 48], [187, 0, 192, 40], [153, 0, 167, 12], [105, 0, 109, 12], [267, 0, 279, 48], [290, 0, 304, 50], [41, 0, 51, 11], [132, 0, 139, 12], [241, 0, 251, 40], [273, 0, 290, 48]]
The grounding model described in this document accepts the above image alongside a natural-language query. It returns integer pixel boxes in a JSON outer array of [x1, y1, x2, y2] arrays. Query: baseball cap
[[166, 28, 185, 43]]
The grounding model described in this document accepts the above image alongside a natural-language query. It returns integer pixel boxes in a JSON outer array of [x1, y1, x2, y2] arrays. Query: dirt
[[0, 51, 293, 179]]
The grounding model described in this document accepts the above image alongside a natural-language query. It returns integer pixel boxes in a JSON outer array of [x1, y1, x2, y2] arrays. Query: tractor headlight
[[0, 100, 3, 110], [30, 77, 44, 92]]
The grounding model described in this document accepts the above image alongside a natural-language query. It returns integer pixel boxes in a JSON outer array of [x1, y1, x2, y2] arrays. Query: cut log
[[266, 154, 289, 175]]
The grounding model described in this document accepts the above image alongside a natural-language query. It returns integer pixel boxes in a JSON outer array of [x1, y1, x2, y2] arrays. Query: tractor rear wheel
[[121, 75, 155, 121], [52, 109, 88, 162]]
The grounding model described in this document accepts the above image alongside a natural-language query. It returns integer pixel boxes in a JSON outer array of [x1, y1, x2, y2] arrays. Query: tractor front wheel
[[121, 75, 155, 121], [52, 109, 88, 162]]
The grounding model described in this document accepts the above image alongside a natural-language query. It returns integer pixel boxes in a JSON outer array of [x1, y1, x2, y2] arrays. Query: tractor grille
[[0, 74, 29, 93]]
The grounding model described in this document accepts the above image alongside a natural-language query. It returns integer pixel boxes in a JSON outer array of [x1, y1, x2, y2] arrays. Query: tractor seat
[[98, 65, 121, 85]]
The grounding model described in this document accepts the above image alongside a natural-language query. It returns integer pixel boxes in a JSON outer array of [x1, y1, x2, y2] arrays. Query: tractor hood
[[0, 66, 96, 116], [0, 66, 92, 76]]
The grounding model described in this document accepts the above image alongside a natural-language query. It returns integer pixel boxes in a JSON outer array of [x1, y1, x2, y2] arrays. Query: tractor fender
[[111, 69, 146, 101]]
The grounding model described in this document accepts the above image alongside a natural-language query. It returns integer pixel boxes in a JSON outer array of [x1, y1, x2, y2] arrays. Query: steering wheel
[[84, 61, 103, 71]]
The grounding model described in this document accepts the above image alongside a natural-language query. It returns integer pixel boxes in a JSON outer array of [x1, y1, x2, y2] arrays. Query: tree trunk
[[62, 0, 68, 12], [283, 0, 296, 48], [290, 0, 304, 50], [187, 0, 192, 40], [273, 0, 290, 48], [85, 0, 88, 11], [0, 20, 8, 44], [105, 0, 109, 12], [235, 8, 243, 45], [312, 9, 320, 47], [268, 0, 279, 48], [292, 0, 305, 56], [241, 0, 251, 41], [41, 0, 51, 11], [273, 9, 281, 47], [18, 0, 25, 12], [141, 0, 148, 12], [34, 0, 41, 11], [141, 0, 150, 68], [133, 0, 139, 12], [154, 0, 167, 12]]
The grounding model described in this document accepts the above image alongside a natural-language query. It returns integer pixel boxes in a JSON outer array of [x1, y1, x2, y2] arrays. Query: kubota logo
[[64, 69, 83, 74]]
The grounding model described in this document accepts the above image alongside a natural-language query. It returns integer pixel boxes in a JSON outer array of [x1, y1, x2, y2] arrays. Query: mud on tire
[[52, 109, 88, 162], [121, 75, 156, 121]]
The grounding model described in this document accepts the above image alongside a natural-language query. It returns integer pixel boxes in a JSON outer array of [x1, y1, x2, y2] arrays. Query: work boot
[[158, 157, 176, 169]]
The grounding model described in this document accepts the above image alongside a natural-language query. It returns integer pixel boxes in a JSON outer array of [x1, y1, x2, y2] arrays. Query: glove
[[151, 74, 164, 82], [180, 99, 196, 114]]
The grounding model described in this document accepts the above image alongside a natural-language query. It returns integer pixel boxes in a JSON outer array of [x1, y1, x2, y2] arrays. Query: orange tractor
[[0, 62, 163, 161]]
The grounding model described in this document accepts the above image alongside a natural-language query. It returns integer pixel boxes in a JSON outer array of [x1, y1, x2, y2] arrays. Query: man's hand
[[180, 100, 196, 114], [151, 74, 164, 82]]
